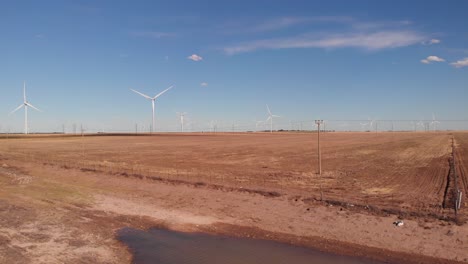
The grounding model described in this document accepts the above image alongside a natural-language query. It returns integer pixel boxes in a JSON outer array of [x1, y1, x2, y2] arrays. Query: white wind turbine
[[431, 113, 440, 131], [360, 118, 373, 132], [177, 112, 187, 132], [255, 119, 264, 132], [10, 81, 42, 134], [131, 85, 174, 132], [265, 104, 280, 133], [209, 120, 218, 133]]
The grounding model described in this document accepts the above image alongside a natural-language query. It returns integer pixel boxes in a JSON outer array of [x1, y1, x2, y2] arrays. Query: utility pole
[[315, 120, 324, 175], [315, 119, 324, 201]]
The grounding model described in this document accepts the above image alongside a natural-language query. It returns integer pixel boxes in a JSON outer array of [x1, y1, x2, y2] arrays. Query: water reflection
[[117, 227, 382, 264]]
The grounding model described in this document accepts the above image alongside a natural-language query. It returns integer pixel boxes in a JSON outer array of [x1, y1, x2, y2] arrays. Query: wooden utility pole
[[315, 120, 323, 175], [315, 119, 324, 201]]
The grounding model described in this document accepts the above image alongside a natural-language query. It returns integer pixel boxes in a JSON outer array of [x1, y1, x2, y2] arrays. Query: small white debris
[[394, 220, 404, 227]]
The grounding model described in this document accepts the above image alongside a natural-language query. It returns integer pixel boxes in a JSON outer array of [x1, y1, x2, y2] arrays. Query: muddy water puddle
[[117, 227, 383, 264]]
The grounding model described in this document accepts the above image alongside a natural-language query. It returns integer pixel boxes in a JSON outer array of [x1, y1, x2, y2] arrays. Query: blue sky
[[0, 0, 467, 132]]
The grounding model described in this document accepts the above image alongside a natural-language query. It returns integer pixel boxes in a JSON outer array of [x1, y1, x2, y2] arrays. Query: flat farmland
[[0, 132, 460, 217]]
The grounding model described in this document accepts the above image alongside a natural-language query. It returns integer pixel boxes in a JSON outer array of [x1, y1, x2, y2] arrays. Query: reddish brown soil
[[0, 132, 455, 214], [0, 132, 467, 263], [454, 133, 468, 217]]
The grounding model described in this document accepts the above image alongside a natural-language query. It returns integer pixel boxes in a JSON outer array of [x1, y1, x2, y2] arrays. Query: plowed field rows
[[0, 132, 460, 216]]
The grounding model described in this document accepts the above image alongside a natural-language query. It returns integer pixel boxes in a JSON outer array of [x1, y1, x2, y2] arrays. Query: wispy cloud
[[351, 20, 412, 30], [422, 38, 441, 45], [218, 16, 353, 35], [451, 57, 468, 68], [200, 82, 208, 87], [131, 31, 176, 39], [420, 55, 445, 64], [224, 30, 425, 55], [249, 16, 353, 32], [187, 54, 203, 61]]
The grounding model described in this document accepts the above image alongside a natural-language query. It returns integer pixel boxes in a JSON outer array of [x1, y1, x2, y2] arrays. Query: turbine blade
[[266, 116, 271, 122], [266, 104, 272, 115], [23, 81, 26, 103], [153, 85, 174, 99], [26, 102, 42, 112], [130, 89, 152, 99], [10, 104, 24, 115], [272, 115, 280, 117]]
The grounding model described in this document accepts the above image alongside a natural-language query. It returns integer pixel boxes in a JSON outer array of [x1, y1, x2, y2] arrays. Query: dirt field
[[0, 132, 459, 214], [0, 132, 467, 263]]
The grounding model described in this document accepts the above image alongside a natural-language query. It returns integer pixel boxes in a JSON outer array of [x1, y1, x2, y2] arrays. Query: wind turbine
[[130, 85, 174, 132], [416, 119, 425, 131], [10, 81, 42, 134], [209, 120, 218, 133], [254, 119, 264, 132], [411, 121, 416, 132], [360, 118, 371, 132], [265, 104, 280, 133], [431, 113, 440, 131], [177, 112, 187, 132]]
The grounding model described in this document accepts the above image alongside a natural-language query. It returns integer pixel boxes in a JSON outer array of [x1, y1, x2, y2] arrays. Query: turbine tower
[[10, 81, 42, 134], [177, 112, 187, 132], [265, 104, 280, 133], [131, 85, 174, 132], [431, 113, 440, 131]]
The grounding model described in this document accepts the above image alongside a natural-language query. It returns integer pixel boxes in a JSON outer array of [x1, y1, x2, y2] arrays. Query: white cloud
[[187, 54, 203, 61], [420, 55, 445, 64], [427, 55, 445, 62], [352, 20, 412, 30], [250, 16, 353, 32], [451, 57, 468, 68], [220, 16, 354, 35], [422, 39, 441, 45], [224, 30, 425, 55], [200, 82, 208, 87]]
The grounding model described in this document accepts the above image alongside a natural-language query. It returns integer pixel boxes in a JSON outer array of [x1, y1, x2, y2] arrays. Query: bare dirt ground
[[0, 132, 467, 263]]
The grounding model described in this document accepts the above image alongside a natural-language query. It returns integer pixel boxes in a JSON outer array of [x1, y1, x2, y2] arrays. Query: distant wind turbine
[[265, 104, 280, 133], [416, 120, 425, 131], [177, 112, 187, 132], [130, 85, 174, 132], [431, 113, 440, 131], [209, 120, 218, 133], [254, 119, 264, 132], [10, 81, 42, 134]]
